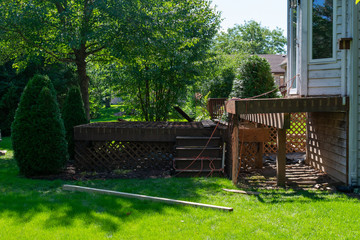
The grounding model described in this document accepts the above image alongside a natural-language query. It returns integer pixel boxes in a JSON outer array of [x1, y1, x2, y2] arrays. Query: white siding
[[307, 0, 342, 96]]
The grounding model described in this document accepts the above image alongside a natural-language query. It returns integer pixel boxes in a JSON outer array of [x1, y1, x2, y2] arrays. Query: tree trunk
[[75, 47, 90, 121]]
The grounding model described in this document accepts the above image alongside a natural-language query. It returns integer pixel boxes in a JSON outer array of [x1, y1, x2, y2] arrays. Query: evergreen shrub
[[62, 87, 88, 159], [11, 74, 68, 176], [230, 55, 278, 98]]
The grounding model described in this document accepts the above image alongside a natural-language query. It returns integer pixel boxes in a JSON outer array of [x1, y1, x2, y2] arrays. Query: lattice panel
[[74, 141, 174, 172], [263, 112, 307, 154], [286, 112, 307, 152], [239, 142, 258, 170]]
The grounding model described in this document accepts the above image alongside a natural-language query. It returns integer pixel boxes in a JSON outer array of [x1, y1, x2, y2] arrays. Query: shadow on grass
[[0, 152, 229, 232]]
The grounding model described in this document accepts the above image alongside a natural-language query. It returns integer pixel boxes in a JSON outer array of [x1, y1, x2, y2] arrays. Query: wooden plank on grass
[[63, 185, 233, 212], [222, 189, 260, 196]]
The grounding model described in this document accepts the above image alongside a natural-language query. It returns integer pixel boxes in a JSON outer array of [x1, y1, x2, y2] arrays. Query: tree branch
[[86, 46, 105, 57], [0, 25, 75, 63]]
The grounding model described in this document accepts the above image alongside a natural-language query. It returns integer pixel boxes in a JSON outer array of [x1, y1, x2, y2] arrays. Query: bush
[[62, 87, 88, 159], [11, 74, 68, 176], [203, 66, 236, 98], [230, 55, 278, 98]]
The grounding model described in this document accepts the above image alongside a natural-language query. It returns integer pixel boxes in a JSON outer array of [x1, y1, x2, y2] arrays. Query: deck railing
[[207, 98, 227, 120]]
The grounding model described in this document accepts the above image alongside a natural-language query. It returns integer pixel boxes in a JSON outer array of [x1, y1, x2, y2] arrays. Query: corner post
[[231, 115, 239, 184]]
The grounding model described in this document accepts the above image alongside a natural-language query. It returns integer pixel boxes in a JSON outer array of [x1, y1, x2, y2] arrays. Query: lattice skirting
[[264, 112, 307, 154], [239, 142, 259, 170], [74, 141, 175, 172]]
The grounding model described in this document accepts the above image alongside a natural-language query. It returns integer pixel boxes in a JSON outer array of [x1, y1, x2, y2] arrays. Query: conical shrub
[[62, 87, 88, 159], [11, 74, 68, 176]]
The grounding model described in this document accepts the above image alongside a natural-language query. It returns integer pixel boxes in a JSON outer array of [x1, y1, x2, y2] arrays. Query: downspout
[[349, 1, 358, 186], [287, 0, 292, 87], [341, 0, 348, 97]]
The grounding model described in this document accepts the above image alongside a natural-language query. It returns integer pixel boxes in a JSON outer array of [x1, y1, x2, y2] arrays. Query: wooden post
[[255, 142, 264, 169], [276, 129, 287, 186], [231, 115, 239, 184]]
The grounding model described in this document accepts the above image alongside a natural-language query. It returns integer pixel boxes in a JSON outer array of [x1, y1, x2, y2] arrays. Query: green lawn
[[1, 136, 360, 239], [91, 104, 187, 122]]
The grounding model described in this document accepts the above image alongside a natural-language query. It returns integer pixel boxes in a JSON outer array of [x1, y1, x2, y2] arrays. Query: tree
[[0, 58, 77, 136], [213, 20, 287, 55], [11, 74, 68, 176], [112, 0, 220, 121], [0, 0, 153, 120], [0, 0, 219, 121], [230, 55, 278, 99], [62, 87, 88, 159]]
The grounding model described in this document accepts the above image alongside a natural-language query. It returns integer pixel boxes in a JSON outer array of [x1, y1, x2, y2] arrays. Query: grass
[[1, 137, 360, 239], [91, 104, 187, 123]]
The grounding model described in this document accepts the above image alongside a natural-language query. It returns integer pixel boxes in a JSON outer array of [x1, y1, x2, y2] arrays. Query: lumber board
[[238, 128, 270, 142], [63, 185, 233, 212], [226, 97, 348, 114], [222, 188, 260, 196]]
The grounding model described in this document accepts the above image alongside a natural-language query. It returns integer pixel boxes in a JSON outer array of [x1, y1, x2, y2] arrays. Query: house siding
[[307, 112, 348, 183], [307, 0, 343, 96]]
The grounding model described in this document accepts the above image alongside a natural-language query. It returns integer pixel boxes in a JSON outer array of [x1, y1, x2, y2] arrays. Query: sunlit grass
[[1, 136, 360, 239], [90, 104, 187, 123]]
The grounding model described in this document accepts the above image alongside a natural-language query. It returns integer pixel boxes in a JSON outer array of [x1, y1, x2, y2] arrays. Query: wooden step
[[176, 146, 221, 158], [176, 136, 221, 146], [174, 157, 222, 170]]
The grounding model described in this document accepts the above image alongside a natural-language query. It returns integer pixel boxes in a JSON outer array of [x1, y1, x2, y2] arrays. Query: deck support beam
[[277, 129, 287, 186], [231, 115, 239, 184]]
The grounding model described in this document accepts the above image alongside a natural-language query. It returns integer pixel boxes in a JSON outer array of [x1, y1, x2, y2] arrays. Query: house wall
[[307, 0, 344, 96], [307, 112, 348, 183]]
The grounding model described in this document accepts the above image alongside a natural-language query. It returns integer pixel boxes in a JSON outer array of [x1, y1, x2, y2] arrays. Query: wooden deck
[[74, 121, 225, 142]]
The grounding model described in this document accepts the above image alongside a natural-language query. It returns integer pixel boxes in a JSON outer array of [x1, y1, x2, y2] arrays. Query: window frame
[[309, 0, 337, 63]]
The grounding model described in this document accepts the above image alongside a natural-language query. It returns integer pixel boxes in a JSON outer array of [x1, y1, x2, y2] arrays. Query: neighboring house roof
[[258, 54, 286, 74]]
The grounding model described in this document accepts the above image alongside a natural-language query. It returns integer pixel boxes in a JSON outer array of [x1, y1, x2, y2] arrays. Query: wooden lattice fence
[[263, 112, 307, 154], [74, 141, 174, 172]]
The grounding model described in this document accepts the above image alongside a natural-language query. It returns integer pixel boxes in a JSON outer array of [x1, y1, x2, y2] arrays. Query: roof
[[258, 54, 287, 74]]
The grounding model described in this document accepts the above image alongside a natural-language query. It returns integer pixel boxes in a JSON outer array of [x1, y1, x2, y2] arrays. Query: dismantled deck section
[[226, 96, 349, 186], [74, 121, 226, 175]]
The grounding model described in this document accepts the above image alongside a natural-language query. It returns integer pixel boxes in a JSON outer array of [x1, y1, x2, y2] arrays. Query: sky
[[210, 0, 287, 35]]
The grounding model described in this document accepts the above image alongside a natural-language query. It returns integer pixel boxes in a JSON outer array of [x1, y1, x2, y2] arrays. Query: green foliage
[[0, 59, 76, 136], [194, 92, 211, 121], [230, 55, 278, 99], [112, 0, 220, 121], [11, 74, 68, 176], [62, 87, 88, 159], [213, 20, 287, 55], [0, 87, 21, 136]]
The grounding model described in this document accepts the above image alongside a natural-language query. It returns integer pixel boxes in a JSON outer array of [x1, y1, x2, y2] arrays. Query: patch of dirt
[[30, 164, 172, 181], [237, 153, 340, 191]]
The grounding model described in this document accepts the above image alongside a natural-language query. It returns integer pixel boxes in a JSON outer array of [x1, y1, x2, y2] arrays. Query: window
[[311, 0, 334, 60]]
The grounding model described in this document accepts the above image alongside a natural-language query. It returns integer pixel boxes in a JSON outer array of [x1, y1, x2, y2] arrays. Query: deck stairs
[[174, 132, 225, 177]]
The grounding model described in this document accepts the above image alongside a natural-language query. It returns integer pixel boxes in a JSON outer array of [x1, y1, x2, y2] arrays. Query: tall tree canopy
[[213, 20, 286, 55], [0, 0, 219, 120]]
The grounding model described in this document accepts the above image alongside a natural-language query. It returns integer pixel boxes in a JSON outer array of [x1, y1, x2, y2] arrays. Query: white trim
[[349, 2, 359, 186], [299, 0, 308, 96], [308, 0, 337, 63]]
